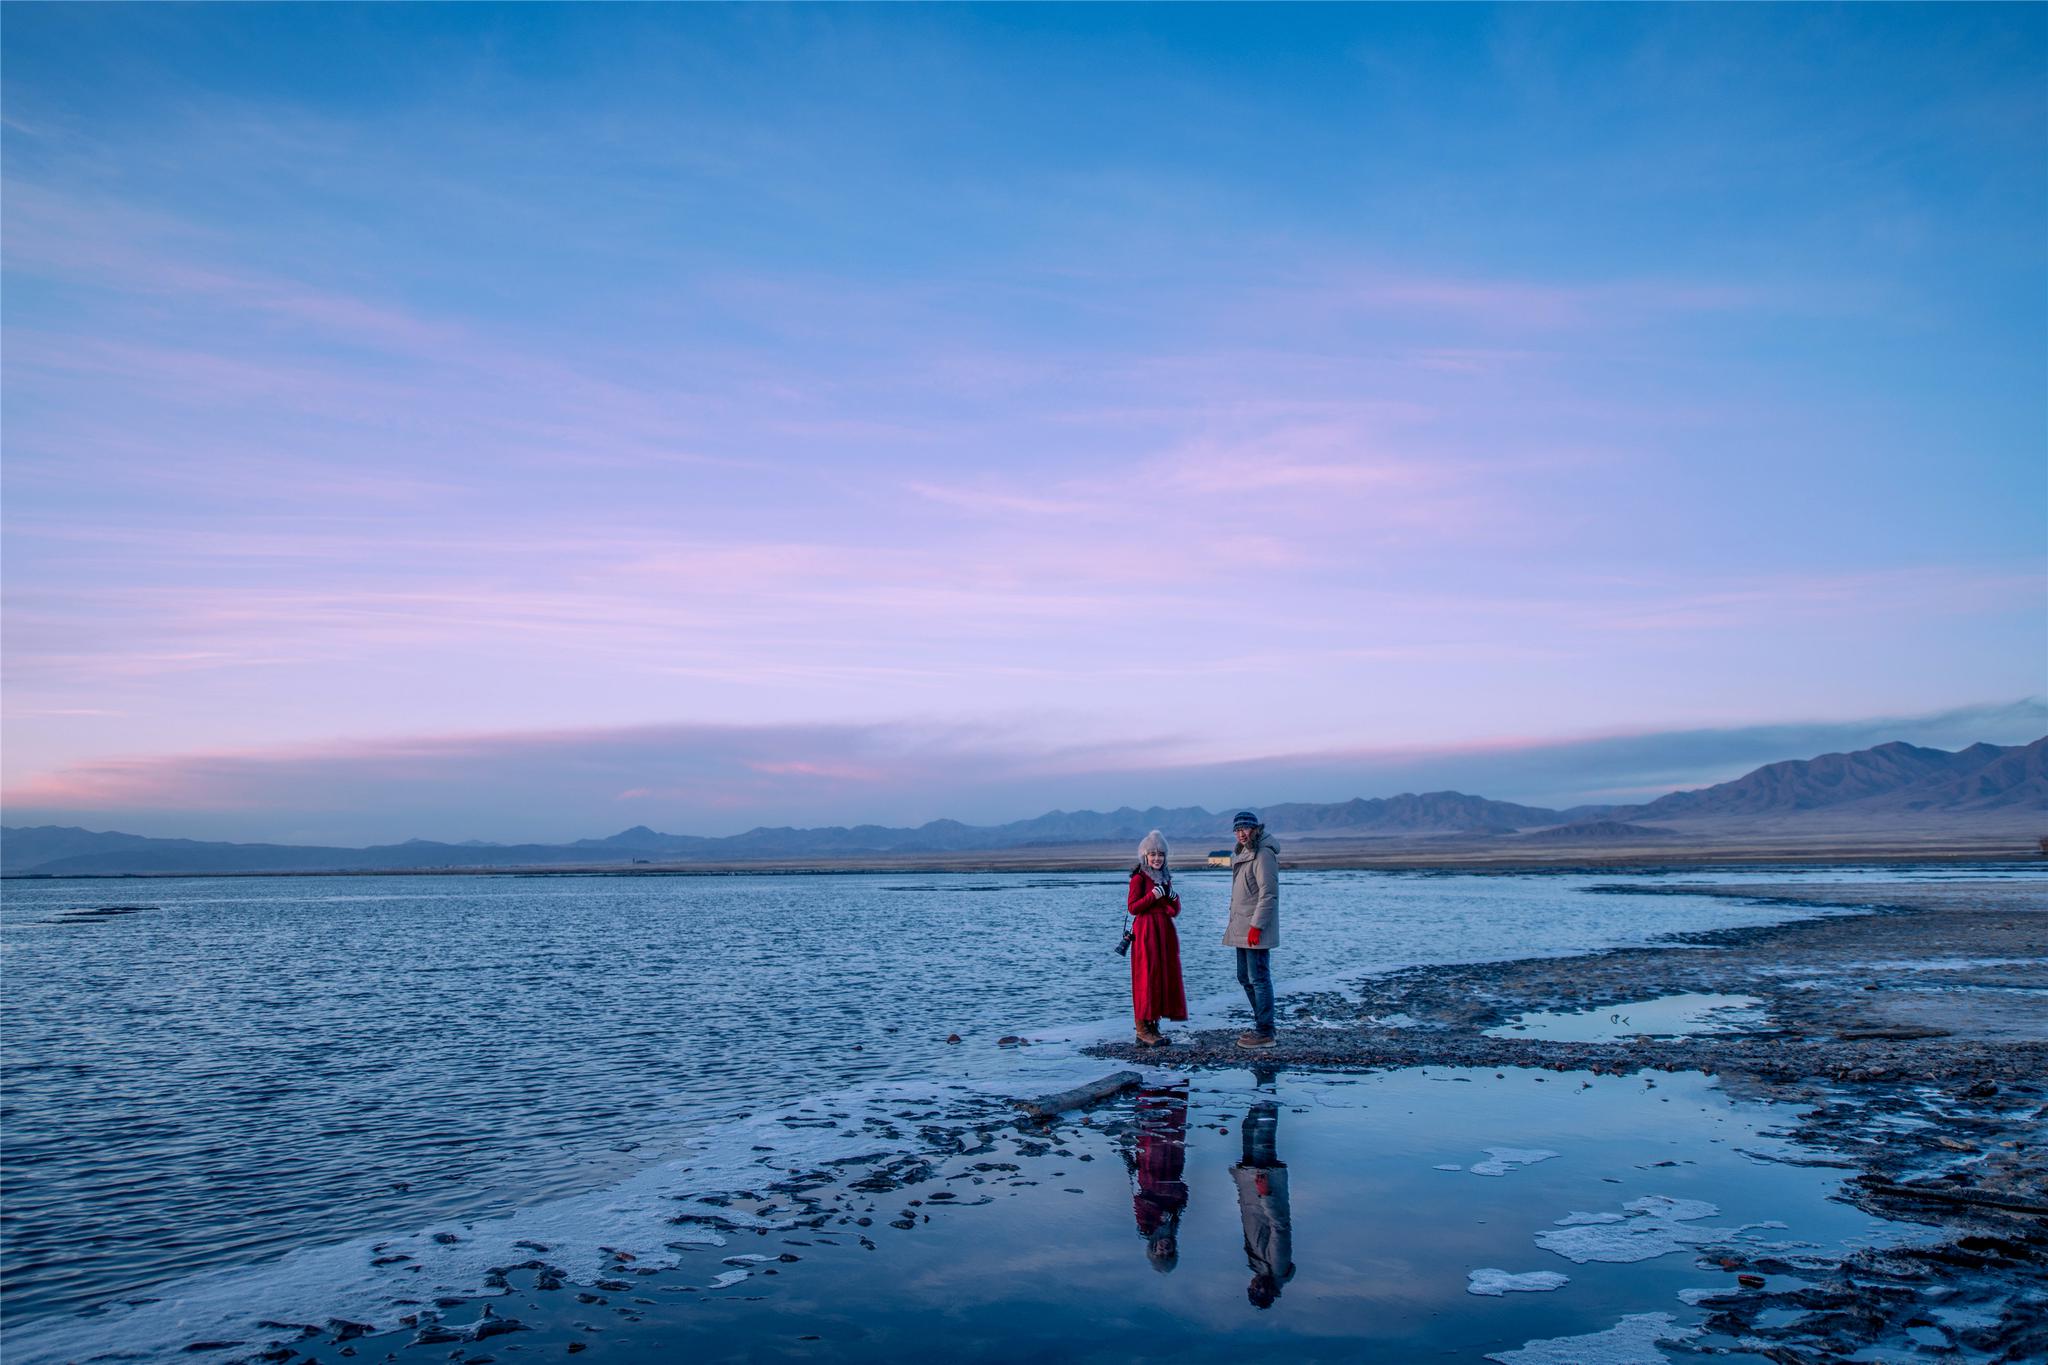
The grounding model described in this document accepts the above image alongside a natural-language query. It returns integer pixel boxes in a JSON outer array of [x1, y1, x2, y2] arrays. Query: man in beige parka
[[1223, 810, 1280, 1048]]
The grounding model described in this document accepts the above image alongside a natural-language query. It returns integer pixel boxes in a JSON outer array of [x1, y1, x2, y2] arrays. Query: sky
[[3, 4, 2043, 845]]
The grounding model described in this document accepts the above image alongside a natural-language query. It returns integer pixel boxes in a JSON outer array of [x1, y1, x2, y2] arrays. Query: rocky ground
[[1089, 878, 2048, 1362]]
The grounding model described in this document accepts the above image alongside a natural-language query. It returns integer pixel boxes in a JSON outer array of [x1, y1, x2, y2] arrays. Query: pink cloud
[[904, 481, 1108, 520], [1320, 270, 1765, 332], [743, 760, 890, 782]]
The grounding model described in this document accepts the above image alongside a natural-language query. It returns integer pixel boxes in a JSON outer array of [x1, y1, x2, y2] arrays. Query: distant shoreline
[[5, 830, 2038, 879]]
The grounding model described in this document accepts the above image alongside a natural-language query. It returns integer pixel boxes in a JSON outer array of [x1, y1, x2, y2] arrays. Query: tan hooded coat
[[1222, 834, 1280, 950]]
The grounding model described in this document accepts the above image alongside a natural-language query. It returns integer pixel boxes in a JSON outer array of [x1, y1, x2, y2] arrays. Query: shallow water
[[0, 864, 2017, 1353], [285, 1067, 1914, 1365], [1485, 993, 1765, 1042]]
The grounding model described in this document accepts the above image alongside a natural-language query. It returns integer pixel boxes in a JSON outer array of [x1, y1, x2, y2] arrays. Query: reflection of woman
[[1129, 1086, 1189, 1272], [1126, 831, 1188, 1047], [1233, 1100, 1295, 1309]]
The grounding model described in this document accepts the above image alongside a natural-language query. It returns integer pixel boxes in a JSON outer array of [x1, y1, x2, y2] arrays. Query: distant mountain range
[[1626, 739, 2045, 820], [4, 737, 2040, 876]]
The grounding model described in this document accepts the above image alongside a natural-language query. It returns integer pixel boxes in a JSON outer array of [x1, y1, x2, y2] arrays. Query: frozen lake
[[0, 863, 2017, 1353]]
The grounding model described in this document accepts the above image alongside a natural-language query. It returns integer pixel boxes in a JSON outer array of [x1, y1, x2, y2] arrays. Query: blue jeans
[[1236, 948, 1274, 1033], [1241, 1100, 1280, 1167]]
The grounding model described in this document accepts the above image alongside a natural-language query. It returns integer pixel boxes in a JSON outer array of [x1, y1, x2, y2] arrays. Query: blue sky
[[3, 5, 2042, 842]]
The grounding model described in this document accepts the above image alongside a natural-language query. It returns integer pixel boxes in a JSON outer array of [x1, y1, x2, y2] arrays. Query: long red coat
[[1127, 870, 1189, 1023]]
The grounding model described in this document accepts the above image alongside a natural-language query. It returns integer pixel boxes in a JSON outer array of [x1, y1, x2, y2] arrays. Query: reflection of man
[[1129, 1087, 1189, 1272], [1232, 1100, 1294, 1308]]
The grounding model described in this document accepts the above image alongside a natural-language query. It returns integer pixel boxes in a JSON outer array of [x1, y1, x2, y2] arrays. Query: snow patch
[[1469, 1147, 1560, 1177], [1467, 1268, 1571, 1296], [1627, 1195, 1718, 1221], [1538, 1195, 1788, 1266]]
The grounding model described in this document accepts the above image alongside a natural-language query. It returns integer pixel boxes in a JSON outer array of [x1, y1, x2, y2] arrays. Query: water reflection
[[1128, 1087, 1189, 1272], [1233, 1099, 1295, 1308]]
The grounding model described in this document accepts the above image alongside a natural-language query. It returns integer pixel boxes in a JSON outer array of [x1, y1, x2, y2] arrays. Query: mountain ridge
[[1618, 737, 2044, 821], [4, 736, 2039, 875]]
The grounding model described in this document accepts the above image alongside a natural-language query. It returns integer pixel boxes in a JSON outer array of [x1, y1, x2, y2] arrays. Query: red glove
[[1247, 927, 1261, 946]]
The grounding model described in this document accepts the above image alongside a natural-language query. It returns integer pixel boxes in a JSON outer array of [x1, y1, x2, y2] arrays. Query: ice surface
[[1537, 1195, 1790, 1265], [0, 867, 1894, 1359], [1467, 1268, 1571, 1296], [1485, 1312, 1702, 1365], [1470, 1147, 1561, 1177], [708, 1269, 751, 1290], [1626, 1195, 1718, 1221]]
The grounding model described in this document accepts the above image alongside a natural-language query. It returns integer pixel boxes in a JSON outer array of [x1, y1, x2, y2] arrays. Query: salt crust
[[1467, 1268, 1571, 1296], [1484, 1311, 1702, 1365], [1470, 1147, 1561, 1177], [1537, 1195, 1789, 1265]]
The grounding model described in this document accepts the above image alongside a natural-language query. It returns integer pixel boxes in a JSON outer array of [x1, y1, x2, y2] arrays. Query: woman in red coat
[[1128, 830, 1188, 1047]]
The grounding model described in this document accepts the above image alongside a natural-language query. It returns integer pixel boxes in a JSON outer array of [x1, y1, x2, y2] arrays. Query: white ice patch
[[1537, 1195, 1787, 1266], [1468, 1268, 1571, 1296], [1434, 1163, 1464, 1172], [1628, 1195, 1718, 1221], [1485, 1312, 1702, 1365], [1677, 1286, 1739, 1306], [707, 1269, 751, 1289], [1470, 1147, 1560, 1177]]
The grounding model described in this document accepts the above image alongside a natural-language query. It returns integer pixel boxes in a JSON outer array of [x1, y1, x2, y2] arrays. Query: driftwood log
[[1013, 1071, 1143, 1123]]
